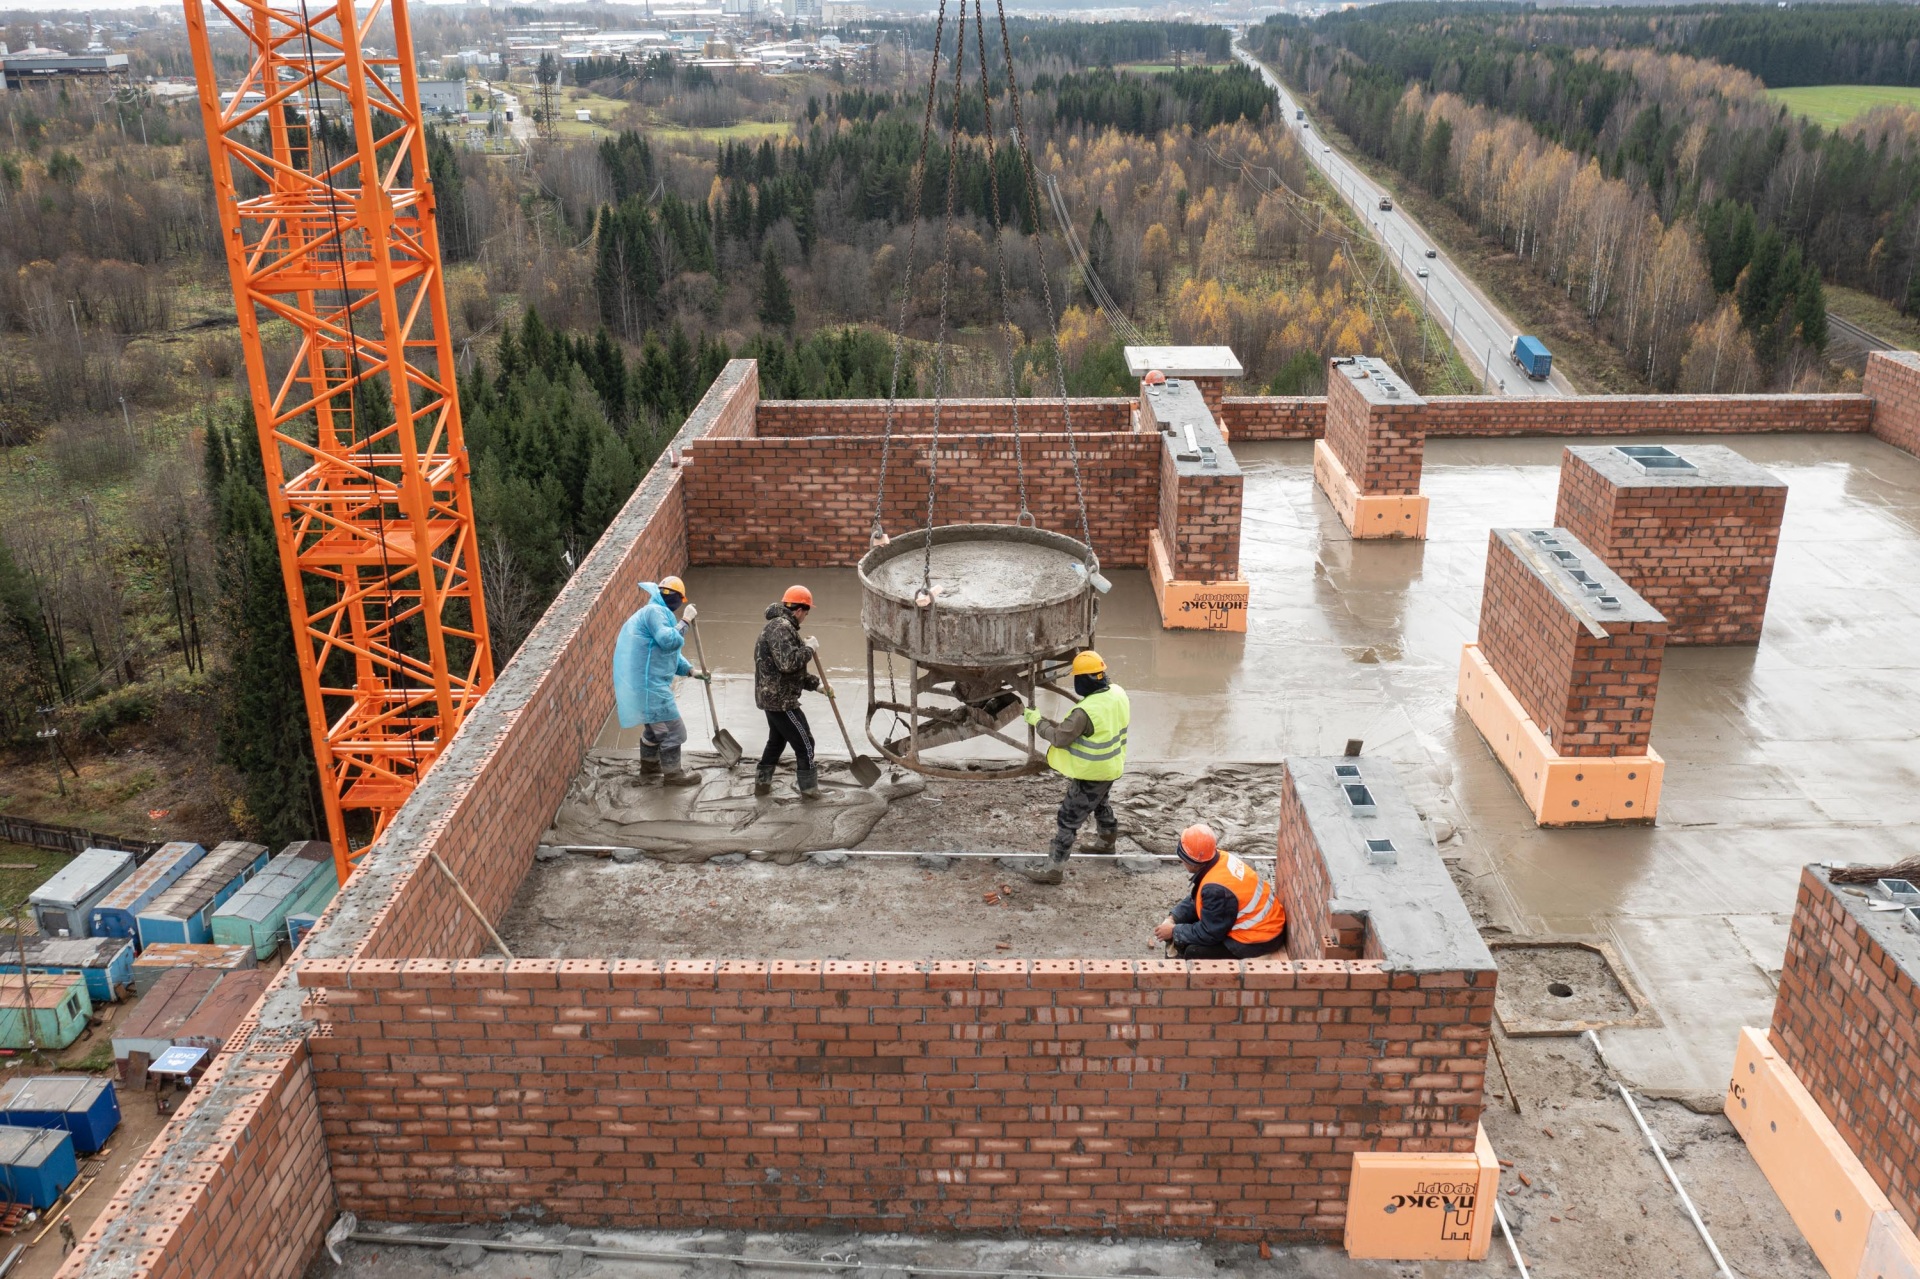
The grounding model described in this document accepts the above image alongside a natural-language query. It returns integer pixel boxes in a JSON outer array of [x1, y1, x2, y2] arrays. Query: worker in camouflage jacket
[[754, 585, 825, 799]]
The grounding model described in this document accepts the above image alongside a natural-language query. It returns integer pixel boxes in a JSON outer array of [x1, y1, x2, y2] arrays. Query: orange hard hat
[[1178, 823, 1218, 863], [782, 584, 814, 607], [1144, 369, 1167, 385]]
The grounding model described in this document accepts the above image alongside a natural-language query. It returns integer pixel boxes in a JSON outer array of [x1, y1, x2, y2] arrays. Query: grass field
[[651, 119, 792, 146], [1767, 84, 1920, 128]]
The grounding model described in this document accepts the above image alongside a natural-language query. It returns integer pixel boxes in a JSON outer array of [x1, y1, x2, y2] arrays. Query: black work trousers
[[758, 707, 815, 770], [1049, 777, 1117, 860], [1173, 934, 1287, 960]]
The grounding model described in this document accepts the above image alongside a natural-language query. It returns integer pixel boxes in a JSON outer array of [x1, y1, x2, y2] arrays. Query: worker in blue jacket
[[613, 575, 708, 787]]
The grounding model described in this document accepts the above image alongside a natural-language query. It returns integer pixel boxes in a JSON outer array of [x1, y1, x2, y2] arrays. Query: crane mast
[[182, 0, 492, 885]]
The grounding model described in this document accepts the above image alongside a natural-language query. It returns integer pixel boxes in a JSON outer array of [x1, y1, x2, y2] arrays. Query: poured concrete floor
[[585, 432, 1920, 1104]]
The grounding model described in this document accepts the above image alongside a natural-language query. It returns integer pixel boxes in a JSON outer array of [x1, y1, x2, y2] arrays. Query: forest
[[1255, 3, 1920, 391], [0, 10, 1454, 850]]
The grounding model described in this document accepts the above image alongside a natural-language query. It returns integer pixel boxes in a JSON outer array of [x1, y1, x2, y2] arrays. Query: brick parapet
[[1220, 397, 1325, 440], [755, 399, 1135, 437], [685, 433, 1161, 569], [1476, 530, 1667, 757], [1211, 392, 1877, 443], [299, 955, 1493, 1241], [1770, 866, 1920, 1233], [1866, 350, 1920, 457], [1554, 446, 1787, 645]]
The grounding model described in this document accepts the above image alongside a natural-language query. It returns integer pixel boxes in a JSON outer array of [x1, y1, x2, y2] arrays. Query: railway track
[[1827, 312, 1896, 352]]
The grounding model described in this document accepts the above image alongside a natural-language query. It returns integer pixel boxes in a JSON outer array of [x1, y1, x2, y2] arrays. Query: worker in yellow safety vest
[[1018, 649, 1129, 885], [1154, 823, 1288, 958]]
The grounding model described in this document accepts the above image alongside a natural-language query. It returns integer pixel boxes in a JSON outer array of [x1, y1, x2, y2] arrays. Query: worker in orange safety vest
[[1154, 823, 1287, 959]]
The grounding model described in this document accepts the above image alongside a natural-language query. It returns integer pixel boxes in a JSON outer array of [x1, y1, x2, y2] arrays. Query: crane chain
[[968, 1, 1030, 528], [872, 0, 951, 549], [991, 0, 1094, 562], [921, 0, 972, 598]]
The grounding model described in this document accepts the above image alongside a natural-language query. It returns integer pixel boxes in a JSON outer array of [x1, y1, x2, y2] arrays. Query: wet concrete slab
[[597, 432, 1920, 1102]]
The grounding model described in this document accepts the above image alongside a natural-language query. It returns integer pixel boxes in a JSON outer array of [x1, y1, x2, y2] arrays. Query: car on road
[[1322, 144, 1331, 153], [1416, 268, 1429, 278], [1425, 248, 1437, 258], [1378, 196, 1393, 211]]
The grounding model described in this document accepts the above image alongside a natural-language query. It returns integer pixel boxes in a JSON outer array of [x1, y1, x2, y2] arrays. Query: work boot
[[796, 766, 821, 800], [661, 769, 702, 788], [1020, 857, 1065, 886], [754, 765, 775, 797], [639, 756, 661, 777], [1084, 828, 1118, 855]]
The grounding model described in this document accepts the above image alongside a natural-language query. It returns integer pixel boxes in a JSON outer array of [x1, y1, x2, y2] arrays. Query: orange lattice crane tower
[[182, 0, 492, 884]]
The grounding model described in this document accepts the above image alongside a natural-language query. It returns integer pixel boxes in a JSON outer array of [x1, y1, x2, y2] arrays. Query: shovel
[[812, 650, 883, 787], [687, 617, 742, 767]]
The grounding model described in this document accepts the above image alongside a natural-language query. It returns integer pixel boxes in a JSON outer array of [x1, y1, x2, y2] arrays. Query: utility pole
[[36, 707, 69, 799], [10, 907, 40, 1067]]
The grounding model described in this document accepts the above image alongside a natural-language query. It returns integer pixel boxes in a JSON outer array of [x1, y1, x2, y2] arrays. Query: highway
[[1234, 41, 1576, 397]]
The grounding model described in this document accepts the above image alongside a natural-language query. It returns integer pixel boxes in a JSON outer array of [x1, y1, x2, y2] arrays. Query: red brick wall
[[1423, 394, 1870, 437], [1154, 442, 1243, 581], [1220, 397, 1325, 440], [685, 434, 1162, 569], [300, 955, 1493, 1242], [1867, 351, 1920, 457], [1323, 367, 1370, 482], [756, 399, 1135, 437], [1554, 451, 1786, 646], [1205, 393, 1877, 443], [57, 982, 334, 1279], [1769, 867, 1920, 1233], [1476, 533, 1667, 757]]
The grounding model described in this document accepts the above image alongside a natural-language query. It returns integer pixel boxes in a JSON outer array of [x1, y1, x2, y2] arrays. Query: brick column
[[1457, 528, 1667, 825], [1866, 349, 1920, 457], [1555, 444, 1786, 645], [1139, 377, 1248, 630], [1314, 357, 1429, 538]]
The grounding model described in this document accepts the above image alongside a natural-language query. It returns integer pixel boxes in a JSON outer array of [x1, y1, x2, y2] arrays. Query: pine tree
[[758, 245, 795, 330], [207, 407, 325, 846]]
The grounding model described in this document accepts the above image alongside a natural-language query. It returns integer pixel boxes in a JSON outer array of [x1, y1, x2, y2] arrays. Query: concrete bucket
[[857, 524, 1099, 778]]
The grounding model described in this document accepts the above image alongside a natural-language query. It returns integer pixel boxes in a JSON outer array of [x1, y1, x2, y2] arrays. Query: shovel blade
[[849, 755, 883, 788], [713, 731, 744, 767]]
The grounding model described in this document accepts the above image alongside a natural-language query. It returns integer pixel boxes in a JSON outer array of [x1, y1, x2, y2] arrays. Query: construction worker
[[754, 584, 826, 800], [1154, 823, 1287, 958], [1018, 649, 1128, 885], [612, 575, 708, 787]]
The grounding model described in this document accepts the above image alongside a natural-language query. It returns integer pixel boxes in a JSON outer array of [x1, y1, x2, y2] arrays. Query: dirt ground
[[0, 730, 241, 854]]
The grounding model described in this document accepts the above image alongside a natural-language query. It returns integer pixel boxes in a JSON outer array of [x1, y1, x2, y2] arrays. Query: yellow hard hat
[[1071, 650, 1107, 677], [659, 575, 687, 597]]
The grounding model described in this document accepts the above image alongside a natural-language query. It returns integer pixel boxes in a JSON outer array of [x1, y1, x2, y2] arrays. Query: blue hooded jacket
[[613, 582, 693, 728]]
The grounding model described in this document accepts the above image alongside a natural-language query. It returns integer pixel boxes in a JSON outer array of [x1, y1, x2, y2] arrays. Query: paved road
[[1234, 42, 1576, 397]]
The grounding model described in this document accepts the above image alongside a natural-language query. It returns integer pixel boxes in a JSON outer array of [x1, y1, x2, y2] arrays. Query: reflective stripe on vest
[[1196, 852, 1287, 945], [1046, 684, 1130, 782]]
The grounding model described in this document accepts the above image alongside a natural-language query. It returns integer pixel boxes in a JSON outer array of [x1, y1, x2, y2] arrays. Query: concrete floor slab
[[592, 432, 1920, 1101]]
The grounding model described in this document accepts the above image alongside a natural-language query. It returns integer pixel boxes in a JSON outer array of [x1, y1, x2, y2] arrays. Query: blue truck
[[1511, 334, 1552, 380]]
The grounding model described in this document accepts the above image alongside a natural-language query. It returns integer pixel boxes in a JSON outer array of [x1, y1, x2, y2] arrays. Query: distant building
[[417, 80, 468, 115], [1, 48, 129, 91]]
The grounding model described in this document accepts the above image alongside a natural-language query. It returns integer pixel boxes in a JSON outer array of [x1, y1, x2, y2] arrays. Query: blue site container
[[1511, 334, 1553, 380], [285, 913, 319, 951], [136, 841, 269, 947], [0, 1126, 76, 1210], [210, 841, 335, 960], [0, 1076, 120, 1155], [0, 936, 136, 1004], [28, 849, 135, 940], [90, 841, 207, 944]]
